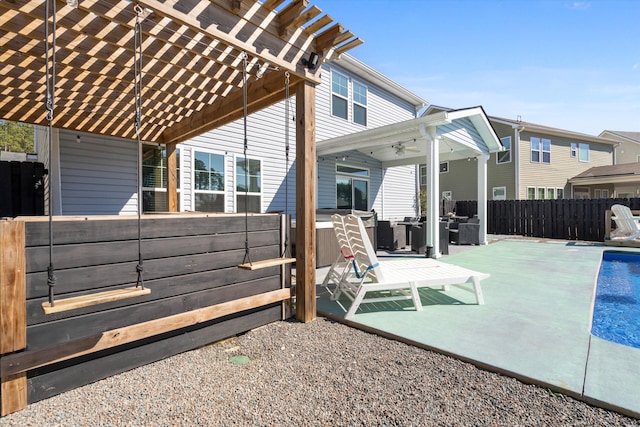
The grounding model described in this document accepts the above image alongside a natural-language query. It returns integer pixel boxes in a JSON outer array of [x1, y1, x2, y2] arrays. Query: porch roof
[[0, 0, 362, 144], [317, 106, 504, 168]]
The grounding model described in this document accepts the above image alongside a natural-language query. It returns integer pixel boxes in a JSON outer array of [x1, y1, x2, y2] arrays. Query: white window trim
[[439, 161, 449, 174], [336, 163, 370, 210], [330, 69, 349, 122], [192, 148, 226, 212], [492, 186, 506, 200], [234, 154, 263, 213], [570, 142, 577, 158], [527, 186, 536, 200], [531, 137, 551, 164], [578, 143, 590, 162], [497, 136, 512, 164], [419, 165, 427, 186], [442, 190, 452, 201], [351, 79, 368, 127], [556, 188, 564, 199], [546, 187, 555, 199]]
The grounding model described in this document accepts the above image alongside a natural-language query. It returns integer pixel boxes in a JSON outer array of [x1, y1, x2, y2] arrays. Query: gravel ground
[[1, 318, 639, 427]]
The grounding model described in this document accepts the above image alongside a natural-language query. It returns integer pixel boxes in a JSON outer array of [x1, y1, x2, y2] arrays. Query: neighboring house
[[599, 130, 640, 165], [38, 54, 427, 219], [568, 163, 640, 199], [424, 106, 618, 201]]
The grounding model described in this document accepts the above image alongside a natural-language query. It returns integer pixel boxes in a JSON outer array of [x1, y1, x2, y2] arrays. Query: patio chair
[[322, 214, 355, 295], [334, 214, 488, 318], [610, 204, 640, 240]]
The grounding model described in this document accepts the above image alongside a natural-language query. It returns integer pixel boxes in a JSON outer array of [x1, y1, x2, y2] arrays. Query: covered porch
[[317, 107, 504, 257]]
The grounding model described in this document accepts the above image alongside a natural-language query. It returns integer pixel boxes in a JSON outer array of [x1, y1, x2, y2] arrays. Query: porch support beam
[[294, 80, 316, 322], [166, 142, 178, 212], [477, 154, 489, 244]]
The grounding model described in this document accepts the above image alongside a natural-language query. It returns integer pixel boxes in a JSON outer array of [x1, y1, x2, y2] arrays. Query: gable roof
[[569, 163, 640, 185], [317, 106, 503, 168], [599, 131, 640, 144], [424, 106, 618, 146], [331, 55, 428, 111]]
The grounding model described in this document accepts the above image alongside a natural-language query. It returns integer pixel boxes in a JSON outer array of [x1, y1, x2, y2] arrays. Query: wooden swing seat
[[237, 257, 295, 270], [41, 287, 151, 314]]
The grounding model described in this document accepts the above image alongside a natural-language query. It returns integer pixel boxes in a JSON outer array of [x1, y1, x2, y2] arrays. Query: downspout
[[515, 125, 523, 199]]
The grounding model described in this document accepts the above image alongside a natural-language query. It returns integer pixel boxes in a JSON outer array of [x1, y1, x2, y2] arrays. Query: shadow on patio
[[315, 239, 640, 419]]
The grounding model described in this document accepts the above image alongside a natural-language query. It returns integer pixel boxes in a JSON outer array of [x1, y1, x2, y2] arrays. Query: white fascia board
[[568, 175, 640, 186]]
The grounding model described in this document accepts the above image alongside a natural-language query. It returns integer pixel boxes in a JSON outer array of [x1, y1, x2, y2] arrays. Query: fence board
[[455, 198, 640, 242]]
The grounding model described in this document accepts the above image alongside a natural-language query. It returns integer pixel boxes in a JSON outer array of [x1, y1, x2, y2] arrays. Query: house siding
[[315, 62, 418, 218], [379, 165, 418, 220], [518, 131, 613, 199], [439, 159, 477, 201], [600, 131, 640, 165], [487, 122, 517, 199], [59, 130, 137, 215]]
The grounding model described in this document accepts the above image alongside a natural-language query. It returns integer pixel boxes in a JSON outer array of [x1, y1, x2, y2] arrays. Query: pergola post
[[295, 80, 316, 322], [166, 142, 178, 212]]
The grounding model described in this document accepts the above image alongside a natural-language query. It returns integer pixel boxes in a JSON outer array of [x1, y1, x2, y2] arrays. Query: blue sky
[[317, 0, 640, 135]]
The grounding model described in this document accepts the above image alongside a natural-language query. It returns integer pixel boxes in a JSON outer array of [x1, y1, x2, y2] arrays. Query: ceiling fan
[[393, 140, 420, 156]]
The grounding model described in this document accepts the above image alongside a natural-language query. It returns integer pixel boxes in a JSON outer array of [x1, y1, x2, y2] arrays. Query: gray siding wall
[[51, 61, 421, 219], [518, 131, 614, 199], [315, 62, 419, 217], [487, 122, 517, 199], [379, 166, 418, 220], [439, 159, 477, 201], [59, 130, 137, 215]]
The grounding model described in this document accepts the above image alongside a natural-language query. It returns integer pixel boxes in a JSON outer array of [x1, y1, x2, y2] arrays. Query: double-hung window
[[336, 164, 369, 211], [531, 137, 550, 163], [194, 150, 225, 212], [352, 81, 367, 126], [578, 143, 589, 162], [497, 136, 511, 163], [331, 72, 349, 120], [236, 156, 262, 213], [142, 145, 180, 212]]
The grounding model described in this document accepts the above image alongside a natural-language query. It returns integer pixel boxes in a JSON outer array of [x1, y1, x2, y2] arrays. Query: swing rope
[[133, 4, 145, 289], [240, 52, 252, 267], [281, 71, 291, 258], [45, 0, 57, 307]]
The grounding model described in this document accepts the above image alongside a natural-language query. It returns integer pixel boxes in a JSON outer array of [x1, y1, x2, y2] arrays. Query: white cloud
[[568, 2, 591, 10]]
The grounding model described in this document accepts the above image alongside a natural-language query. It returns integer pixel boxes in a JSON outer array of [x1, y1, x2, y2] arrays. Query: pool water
[[591, 251, 640, 349]]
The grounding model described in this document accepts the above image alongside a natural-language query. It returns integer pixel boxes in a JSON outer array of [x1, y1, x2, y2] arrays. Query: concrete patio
[[315, 238, 640, 418]]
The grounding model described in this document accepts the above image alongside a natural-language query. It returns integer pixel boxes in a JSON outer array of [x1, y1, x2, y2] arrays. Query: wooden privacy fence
[[454, 198, 640, 242], [0, 161, 45, 218], [0, 213, 291, 416]]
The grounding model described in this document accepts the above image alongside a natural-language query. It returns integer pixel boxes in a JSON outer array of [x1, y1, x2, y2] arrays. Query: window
[[573, 187, 590, 199], [531, 137, 550, 163], [442, 191, 452, 201], [493, 187, 506, 200], [142, 145, 180, 212], [594, 189, 609, 199], [236, 156, 262, 213], [557, 188, 564, 199], [527, 187, 536, 200], [420, 165, 427, 186], [439, 161, 449, 173], [194, 150, 225, 212], [336, 164, 369, 210], [331, 71, 348, 120], [546, 188, 555, 199], [570, 143, 577, 158], [537, 187, 545, 200], [578, 143, 589, 162], [497, 137, 511, 164], [352, 81, 367, 126]]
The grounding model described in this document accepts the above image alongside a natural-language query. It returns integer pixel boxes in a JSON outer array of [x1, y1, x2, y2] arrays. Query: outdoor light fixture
[[302, 52, 319, 71], [255, 62, 269, 79]]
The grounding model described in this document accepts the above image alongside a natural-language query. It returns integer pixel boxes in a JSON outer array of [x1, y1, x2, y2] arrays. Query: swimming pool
[[591, 250, 640, 349]]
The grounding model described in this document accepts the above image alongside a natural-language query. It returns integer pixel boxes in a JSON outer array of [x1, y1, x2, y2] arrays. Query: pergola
[[0, 0, 363, 322]]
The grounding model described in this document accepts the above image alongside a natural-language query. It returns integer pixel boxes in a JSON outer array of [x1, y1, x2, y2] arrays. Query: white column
[[421, 124, 439, 258], [477, 153, 489, 245]]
